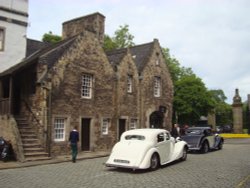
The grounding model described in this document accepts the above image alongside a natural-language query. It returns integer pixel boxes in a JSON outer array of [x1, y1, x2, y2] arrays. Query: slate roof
[[106, 48, 127, 68], [106, 41, 154, 73], [26, 39, 51, 57], [0, 36, 77, 77], [129, 41, 154, 73]]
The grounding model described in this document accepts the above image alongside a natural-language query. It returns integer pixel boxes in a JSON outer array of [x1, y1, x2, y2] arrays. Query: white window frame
[[130, 119, 137, 129], [54, 118, 66, 141], [127, 75, 133, 93], [102, 118, 110, 135], [154, 76, 161, 97], [156, 59, 160, 65], [0, 28, 5, 51], [81, 74, 93, 99]]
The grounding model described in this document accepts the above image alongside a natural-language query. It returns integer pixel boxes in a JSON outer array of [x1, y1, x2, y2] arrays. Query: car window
[[186, 129, 202, 135], [205, 129, 212, 136], [125, 135, 145, 140], [157, 133, 165, 142], [166, 133, 170, 140]]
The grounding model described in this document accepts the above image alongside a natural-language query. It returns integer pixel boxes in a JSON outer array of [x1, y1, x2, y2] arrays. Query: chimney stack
[[62, 12, 105, 45]]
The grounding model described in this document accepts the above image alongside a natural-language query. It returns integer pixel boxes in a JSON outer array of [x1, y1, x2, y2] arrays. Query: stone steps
[[15, 116, 51, 162]]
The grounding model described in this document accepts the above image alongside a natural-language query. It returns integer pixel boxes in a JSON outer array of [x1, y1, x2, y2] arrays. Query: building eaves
[[0, 36, 77, 77]]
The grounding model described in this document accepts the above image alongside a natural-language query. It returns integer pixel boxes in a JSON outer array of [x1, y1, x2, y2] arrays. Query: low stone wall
[[0, 115, 24, 162]]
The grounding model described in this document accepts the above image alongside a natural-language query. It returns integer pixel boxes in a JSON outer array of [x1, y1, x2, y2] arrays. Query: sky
[[27, 0, 250, 104]]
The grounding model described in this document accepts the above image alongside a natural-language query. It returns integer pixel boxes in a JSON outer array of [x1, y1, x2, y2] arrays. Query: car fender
[[171, 141, 188, 161], [200, 137, 208, 147], [138, 147, 159, 169]]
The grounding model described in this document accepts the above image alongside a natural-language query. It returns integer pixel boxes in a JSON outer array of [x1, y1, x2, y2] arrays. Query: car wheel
[[180, 146, 188, 161], [150, 153, 159, 170], [201, 141, 209, 153]]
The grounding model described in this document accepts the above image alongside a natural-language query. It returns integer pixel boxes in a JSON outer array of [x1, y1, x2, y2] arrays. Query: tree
[[209, 90, 232, 126], [162, 48, 215, 125], [174, 75, 215, 125], [42, 31, 62, 44], [103, 24, 135, 51], [162, 48, 194, 84]]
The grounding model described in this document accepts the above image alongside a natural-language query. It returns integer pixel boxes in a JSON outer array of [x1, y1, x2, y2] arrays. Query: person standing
[[69, 126, 79, 163], [171, 124, 180, 138]]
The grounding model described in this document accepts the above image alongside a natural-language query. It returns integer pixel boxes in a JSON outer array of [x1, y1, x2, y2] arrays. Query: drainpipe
[[47, 87, 52, 157], [42, 83, 52, 157]]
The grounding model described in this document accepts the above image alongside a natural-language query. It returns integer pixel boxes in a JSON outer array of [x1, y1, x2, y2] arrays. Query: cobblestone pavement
[[0, 139, 249, 188]]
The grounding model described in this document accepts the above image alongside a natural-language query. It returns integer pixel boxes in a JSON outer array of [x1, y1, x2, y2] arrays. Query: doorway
[[81, 118, 91, 151], [118, 119, 126, 140], [149, 111, 164, 128]]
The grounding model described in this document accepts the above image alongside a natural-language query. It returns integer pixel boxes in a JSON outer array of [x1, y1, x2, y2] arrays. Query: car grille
[[114, 159, 130, 164]]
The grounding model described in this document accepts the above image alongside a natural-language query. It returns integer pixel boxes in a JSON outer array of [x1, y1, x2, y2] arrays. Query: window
[[81, 74, 93, 99], [157, 133, 165, 142], [0, 28, 5, 51], [127, 75, 133, 93], [102, 118, 110, 135], [155, 52, 160, 65], [130, 119, 137, 129], [54, 118, 66, 141], [154, 76, 161, 97]]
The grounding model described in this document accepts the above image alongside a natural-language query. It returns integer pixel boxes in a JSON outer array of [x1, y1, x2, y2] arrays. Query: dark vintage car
[[181, 127, 224, 153], [0, 137, 16, 162]]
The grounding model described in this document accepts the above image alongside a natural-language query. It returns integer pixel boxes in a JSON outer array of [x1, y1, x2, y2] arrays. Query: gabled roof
[[0, 36, 77, 77], [26, 39, 51, 57], [106, 48, 128, 68], [129, 41, 154, 73], [106, 41, 155, 73]]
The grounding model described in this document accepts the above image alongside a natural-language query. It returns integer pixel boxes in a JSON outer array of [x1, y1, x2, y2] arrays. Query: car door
[[156, 132, 171, 164], [205, 129, 215, 148]]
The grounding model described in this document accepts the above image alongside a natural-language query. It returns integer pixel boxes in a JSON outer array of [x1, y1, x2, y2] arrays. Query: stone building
[[0, 0, 29, 72], [0, 12, 173, 161]]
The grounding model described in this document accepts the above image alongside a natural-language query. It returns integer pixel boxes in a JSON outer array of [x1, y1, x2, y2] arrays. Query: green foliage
[[162, 47, 216, 125], [162, 48, 194, 84], [42, 31, 62, 44], [103, 24, 135, 51], [174, 75, 215, 125], [209, 90, 232, 126]]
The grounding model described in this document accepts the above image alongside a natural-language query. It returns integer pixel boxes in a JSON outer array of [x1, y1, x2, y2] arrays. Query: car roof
[[121, 129, 169, 139], [187, 127, 211, 130]]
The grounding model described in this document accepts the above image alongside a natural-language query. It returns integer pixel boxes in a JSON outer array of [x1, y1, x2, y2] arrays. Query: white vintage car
[[105, 128, 188, 171]]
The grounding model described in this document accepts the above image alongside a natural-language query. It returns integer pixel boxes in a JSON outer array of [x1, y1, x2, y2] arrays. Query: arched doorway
[[149, 111, 164, 128]]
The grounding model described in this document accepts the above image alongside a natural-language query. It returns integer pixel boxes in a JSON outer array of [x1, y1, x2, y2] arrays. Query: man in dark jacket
[[69, 126, 79, 163]]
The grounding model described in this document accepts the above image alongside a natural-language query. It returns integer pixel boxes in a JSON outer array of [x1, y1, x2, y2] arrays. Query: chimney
[[62, 12, 105, 45]]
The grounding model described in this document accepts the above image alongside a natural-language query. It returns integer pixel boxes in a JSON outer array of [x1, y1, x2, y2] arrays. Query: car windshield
[[186, 129, 202, 135], [125, 135, 145, 141]]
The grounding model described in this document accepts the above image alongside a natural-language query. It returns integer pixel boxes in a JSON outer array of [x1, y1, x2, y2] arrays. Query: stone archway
[[149, 111, 164, 128]]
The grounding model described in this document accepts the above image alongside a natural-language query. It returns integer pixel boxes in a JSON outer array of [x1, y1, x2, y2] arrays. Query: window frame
[[101, 118, 110, 135], [127, 75, 133, 93], [154, 76, 161, 97], [130, 118, 137, 129], [81, 74, 93, 99], [54, 117, 66, 142], [0, 27, 5, 51]]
